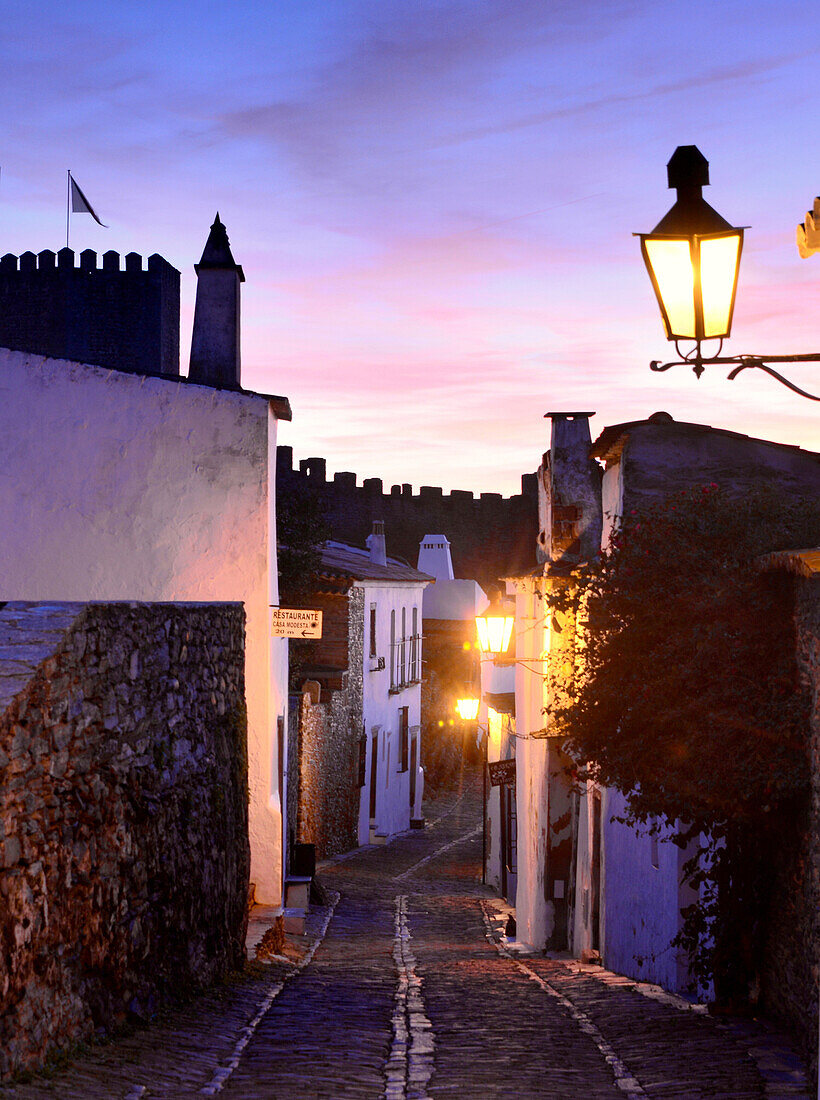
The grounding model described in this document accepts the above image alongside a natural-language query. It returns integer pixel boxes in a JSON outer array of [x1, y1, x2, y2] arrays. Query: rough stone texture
[[0, 776, 810, 1099], [0, 601, 249, 1082], [760, 573, 820, 1085], [277, 446, 539, 591], [295, 588, 364, 860]]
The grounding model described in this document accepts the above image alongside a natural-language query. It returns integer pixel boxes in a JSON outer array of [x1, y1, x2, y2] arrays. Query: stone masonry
[[760, 571, 820, 1081], [293, 587, 365, 860], [0, 250, 180, 377], [0, 601, 249, 1081]]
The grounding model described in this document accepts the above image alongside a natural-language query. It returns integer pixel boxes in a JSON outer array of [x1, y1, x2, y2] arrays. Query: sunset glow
[[3, 1, 819, 493]]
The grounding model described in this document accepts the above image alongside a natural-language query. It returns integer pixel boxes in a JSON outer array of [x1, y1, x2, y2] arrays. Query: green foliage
[[548, 485, 818, 995]]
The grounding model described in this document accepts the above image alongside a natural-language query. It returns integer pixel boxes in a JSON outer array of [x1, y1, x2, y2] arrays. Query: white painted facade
[[0, 347, 289, 905], [357, 578, 428, 845], [572, 454, 696, 990], [481, 657, 516, 900]]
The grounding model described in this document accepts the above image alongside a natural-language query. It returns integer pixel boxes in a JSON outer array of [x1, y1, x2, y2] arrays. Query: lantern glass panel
[[700, 232, 742, 338], [476, 615, 514, 655], [643, 237, 696, 338]]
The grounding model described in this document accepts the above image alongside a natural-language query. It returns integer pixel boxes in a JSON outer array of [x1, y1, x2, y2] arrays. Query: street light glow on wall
[[638, 145, 820, 401], [455, 696, 480, 722]]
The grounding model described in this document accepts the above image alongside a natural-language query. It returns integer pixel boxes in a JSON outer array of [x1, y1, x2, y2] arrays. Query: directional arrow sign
[[270, 608, 323, 639]]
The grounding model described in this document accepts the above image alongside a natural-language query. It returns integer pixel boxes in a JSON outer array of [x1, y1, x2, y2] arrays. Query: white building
[[0, 218, 292, 905], [510, 410, 820, 991], [296, 525, 432, 847]]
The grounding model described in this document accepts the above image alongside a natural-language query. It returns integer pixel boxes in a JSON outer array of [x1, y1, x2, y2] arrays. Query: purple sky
[[3, 1, 819, 494]]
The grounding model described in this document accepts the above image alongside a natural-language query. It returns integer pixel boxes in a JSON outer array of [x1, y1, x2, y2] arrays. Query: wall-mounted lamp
[[638, 145, 819, 401], [475, 600, 514, 658]]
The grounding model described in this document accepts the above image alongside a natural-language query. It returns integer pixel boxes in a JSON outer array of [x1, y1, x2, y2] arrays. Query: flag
[[69, 174, 107, 227]]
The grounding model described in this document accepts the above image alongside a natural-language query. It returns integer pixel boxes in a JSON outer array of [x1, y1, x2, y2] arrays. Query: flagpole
[[66, 170, 70, 249]]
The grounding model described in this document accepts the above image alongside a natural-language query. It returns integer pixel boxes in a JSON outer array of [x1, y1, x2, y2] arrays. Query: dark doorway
[[409, 734, 417, 807], [591, 790, 602, 953], [369, 731, 378, 819]]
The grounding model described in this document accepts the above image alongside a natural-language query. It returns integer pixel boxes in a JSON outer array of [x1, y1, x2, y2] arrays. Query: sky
[[2, 0, 819, 495]]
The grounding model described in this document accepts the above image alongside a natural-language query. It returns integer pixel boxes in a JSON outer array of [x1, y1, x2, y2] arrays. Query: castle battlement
[[281, 447, 537, 503], [0, 249, 180, 376], [277, 446, 538, 589], [0, 249, 179, 275]]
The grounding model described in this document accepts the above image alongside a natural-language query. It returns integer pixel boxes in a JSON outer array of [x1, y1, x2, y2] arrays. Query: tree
[[548, 485, 819, 998]]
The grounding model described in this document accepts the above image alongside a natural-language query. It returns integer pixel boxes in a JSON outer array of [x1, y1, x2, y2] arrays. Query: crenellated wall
[[0, 601, 249, 1082], [0, 248, 180, 376], [277, 447, 539, 591]]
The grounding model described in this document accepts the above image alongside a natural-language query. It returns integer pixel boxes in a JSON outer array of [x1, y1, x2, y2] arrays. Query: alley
[[1, 776, 810, 1100]]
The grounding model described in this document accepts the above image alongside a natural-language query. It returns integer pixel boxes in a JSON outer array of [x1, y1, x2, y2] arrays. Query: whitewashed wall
[[357, 580, 426, 844], [0, 347, 288, 905], [602, 789, 695, 992], [509, 580, 553, 951]]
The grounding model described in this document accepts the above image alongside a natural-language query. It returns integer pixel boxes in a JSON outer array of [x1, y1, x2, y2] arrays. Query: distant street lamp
[[455, 696, 480, 721], [454, 693, 488, 884], [638, 145, 820, 401]]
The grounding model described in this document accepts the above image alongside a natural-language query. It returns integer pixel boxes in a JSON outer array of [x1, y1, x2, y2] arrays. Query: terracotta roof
[[759, 548, 820, 577], [590, 411, 819, 465], [318, 542, 434, 584]]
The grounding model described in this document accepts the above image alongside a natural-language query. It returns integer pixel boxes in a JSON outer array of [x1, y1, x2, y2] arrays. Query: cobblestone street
[[1, 773, 811, 1099]]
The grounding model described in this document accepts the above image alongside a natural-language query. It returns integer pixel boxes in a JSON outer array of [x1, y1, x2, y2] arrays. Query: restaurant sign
[[487, 759, 516, 787]]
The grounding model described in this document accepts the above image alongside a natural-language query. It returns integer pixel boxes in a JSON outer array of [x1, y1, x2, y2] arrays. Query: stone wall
[[0, 601, 249, 1081], [0, 249, 180, 376], [296, 686, 360, 860], [295, 588, 364, 860], [760, 573, 820, 1082], [277, 447, 538, 592]]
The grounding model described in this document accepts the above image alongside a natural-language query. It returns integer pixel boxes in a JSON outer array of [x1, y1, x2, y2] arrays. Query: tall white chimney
[[367, 520, 387, 565]]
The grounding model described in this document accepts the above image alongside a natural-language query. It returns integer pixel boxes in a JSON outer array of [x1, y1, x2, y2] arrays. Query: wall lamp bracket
[[650, 340, 820, 401]]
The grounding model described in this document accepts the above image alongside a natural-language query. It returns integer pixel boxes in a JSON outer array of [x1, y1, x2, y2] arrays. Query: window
[[400, 607, 407, 687], [369, 603, 377, 658], [357, 725, 367, 788], [411, 606, 419, 680], [398, 707, 409, 772], [390, 609, 397, 689]]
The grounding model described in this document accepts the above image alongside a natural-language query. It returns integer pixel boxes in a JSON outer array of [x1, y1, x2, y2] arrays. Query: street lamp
[[475, 601, 514, 658], [455, 696, 480, 721], [453, 693, 488, 883], [638, 145, 820, 401]]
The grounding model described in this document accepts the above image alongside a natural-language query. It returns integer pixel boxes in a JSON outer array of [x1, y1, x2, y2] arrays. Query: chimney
[[541, 412, 602, 565], [417, 534, 454, 580], [188, 213, 244, 388], [367, 520, 387, 565]]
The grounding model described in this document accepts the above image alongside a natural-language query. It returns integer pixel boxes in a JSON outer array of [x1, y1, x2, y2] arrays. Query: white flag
[[69, 174, 107, 227]]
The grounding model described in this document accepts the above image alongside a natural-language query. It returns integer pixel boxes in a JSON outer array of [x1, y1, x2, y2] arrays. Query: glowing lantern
[[455, 696, 480, 722], [638, 146, 744, 351], [475, 603, 514, 656]]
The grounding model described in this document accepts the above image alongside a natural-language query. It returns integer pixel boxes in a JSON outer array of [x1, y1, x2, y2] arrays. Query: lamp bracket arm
[[725, 358, 820, 402], [648, 349, 820, 400]]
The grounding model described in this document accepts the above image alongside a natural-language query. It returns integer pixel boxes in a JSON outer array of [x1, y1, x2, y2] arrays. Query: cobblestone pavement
[[1, 772, 812, 1099]]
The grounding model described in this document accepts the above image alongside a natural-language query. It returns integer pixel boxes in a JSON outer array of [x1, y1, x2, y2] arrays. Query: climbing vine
[[547, 485, 818, 997]]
